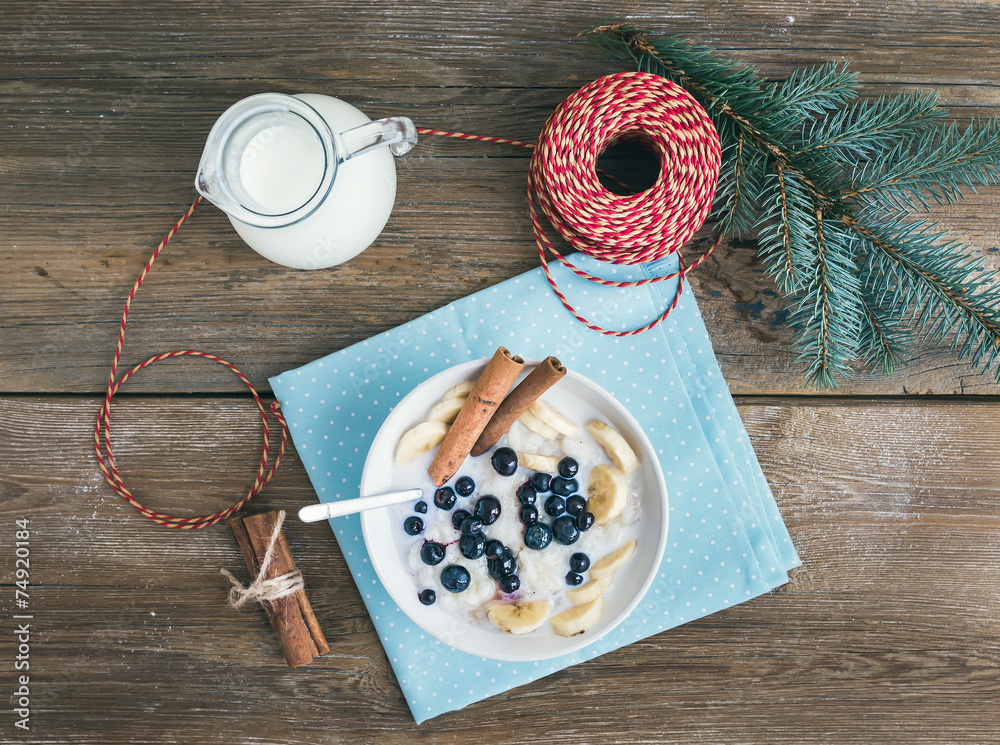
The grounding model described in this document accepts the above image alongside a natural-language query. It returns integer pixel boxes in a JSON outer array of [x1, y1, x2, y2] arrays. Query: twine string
[[220, 510, 304, 608], [97, 71, 719, 527], [93, 196, 288, 530]]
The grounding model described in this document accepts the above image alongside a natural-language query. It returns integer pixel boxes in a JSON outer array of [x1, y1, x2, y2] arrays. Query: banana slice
[[428, 395, 466, 424], [518, 452, 561, 473], [528, 400, 579, 437], [394, 421, 448, 464], [550, 595, 605, 637], [587, 464, 628, 524], [442, 381, 474, 401], [586, 420, 640, 474], [565, 577, 611, 605], [518, 409, 560, 439], [589, 539, 637, 580], [487, 599, 552, 634]]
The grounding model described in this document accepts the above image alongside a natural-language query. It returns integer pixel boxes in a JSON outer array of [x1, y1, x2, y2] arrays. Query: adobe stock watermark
[[11, 519, 31, 731], [8, 518, 145, 734]]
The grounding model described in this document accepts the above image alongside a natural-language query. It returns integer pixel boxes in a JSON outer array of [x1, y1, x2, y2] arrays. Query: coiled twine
[[527, 71, 721, 335]]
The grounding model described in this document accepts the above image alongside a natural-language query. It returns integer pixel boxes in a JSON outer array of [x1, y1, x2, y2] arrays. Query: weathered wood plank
[[1, 395, 998, 743], [2, 0, 1000, 396]]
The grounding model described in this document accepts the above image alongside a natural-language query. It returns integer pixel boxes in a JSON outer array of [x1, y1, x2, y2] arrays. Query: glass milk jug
[[195, 93, 417, 269]]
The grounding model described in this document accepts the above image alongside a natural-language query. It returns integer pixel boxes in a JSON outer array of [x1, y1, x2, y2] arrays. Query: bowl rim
[[360, 357, 668, 661]]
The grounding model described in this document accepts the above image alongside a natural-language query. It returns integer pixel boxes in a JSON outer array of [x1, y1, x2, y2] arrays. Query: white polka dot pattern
[[269, 253, 800, 724]]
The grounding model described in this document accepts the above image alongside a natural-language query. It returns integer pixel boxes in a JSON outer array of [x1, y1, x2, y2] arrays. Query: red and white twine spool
[[99, 71, 721, 527], [422, 71, 722, 335]]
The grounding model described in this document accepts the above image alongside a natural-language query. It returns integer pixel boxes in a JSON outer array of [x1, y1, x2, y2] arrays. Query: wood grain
[[1, 395, 998, 743], [2, 0, 1000, 395]]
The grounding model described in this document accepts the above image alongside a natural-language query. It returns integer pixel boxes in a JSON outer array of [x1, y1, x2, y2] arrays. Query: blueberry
[[530, 472, 551, 492], [523, 522, 553, 551], [459, 532, 486, 560], [420, 541, 446, 566], [485, 539, 506, 559], [460, 517, 483, 536], [487, 550, 517, 580], [576, 511, 595, 532], [544, 495, 565, 517], [419, 589, 436, 605], [414, 500, 428, 514], [473, 495, 502, 525], [451, 509, 472, 531], [434, 486, 457, 510], [499, 574, 521, 593], [455, 476, 476, 497], [403, 516, 424, 535], [565, 495, 586, 516], [516, 483, 537, 506], [459, 531, 486, 559], [558, 457, 579, 478], [565, 571, 584, 586], [440, 564, 471, 593], [569, 552, 591, 573], [491, 447, 518, 476], [550, 476, 578, 497], [552, 515, 580, 545], [519, 505, 538, 525]]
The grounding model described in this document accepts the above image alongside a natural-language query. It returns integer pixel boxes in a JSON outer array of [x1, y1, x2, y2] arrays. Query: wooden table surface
[[3, 1, 1000, 743]]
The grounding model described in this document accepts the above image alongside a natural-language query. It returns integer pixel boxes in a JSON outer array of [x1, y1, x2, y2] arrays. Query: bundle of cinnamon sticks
[[428, 348, 566, 486], [229, 511, 329, 668]]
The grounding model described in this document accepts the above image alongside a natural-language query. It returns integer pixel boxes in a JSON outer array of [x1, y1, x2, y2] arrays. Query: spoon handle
[[297, 488, 423, 523]]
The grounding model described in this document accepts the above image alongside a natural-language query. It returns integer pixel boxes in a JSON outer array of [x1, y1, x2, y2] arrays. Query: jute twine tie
[[220, 510, 304, 608], [95, 71, 721, 527]]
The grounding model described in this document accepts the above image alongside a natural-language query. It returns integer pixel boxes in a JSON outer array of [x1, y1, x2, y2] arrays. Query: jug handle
[[336, 117, 418, 161]]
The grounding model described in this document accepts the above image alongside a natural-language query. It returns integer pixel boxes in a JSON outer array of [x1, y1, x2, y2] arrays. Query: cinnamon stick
[[471, 356, 567, 456], [428, 347, 524, 486], [229, 511, 329, 668]]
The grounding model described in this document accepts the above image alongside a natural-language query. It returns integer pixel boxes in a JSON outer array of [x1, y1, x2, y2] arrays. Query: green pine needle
[[772, 62, 860, 118], [858, 297, 911, 376], [847, 119, 1000, 212], [788, 213, 864, 389], [797, 91, 946, 158], [756, 165, 818, 294], [855, 216, 1000, 373], [584, 24, 1000, 389]]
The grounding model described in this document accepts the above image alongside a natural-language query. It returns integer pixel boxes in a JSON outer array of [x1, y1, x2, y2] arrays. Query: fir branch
[[858, 297, 911, 376], [585, 24, 1000, 388], [797, 90, 946, 156], [756, 164, 816, 293], [850, 216, 1000, 376], [845, 119, 1000, 213], [712, 133, 768, 237], [772, 62, 860, 118], [587, 26, 776, 120], [789, 210, 864, 388]]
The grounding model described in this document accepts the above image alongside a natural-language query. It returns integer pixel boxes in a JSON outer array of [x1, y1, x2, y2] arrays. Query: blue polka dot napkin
[[270, 253, 800, 723]]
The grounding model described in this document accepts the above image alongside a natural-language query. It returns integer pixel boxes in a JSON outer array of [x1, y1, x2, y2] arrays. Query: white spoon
[[297, 488, 423, 523]]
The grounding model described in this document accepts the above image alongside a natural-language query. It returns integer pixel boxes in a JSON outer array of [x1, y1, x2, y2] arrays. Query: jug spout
[[194, 158, 229, 213], [195, 145, 255, 223], [193, 93, 339, 229]]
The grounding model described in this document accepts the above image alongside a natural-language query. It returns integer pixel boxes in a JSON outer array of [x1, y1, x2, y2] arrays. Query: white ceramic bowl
[[360, 358, 668, 661]]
